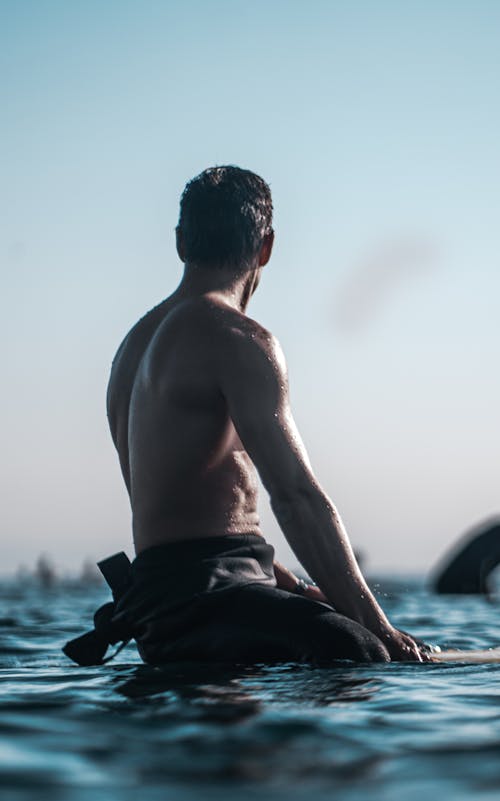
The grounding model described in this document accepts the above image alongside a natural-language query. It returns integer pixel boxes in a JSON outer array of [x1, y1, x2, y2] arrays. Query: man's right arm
[[218, 322, 425, 662]]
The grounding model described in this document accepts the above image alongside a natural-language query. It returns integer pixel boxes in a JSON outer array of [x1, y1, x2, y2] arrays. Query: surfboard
[[429, 648, 500, 664]]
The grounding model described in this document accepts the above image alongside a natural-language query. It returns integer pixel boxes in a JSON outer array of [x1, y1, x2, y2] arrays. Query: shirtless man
[[106, 166, 426, 663]]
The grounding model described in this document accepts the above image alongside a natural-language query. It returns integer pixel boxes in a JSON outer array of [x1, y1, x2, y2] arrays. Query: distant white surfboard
[[430, 648, 500, 664]]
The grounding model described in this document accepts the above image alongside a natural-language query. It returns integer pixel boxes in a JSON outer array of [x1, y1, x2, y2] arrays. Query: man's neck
[[175, 262, 261, 313]]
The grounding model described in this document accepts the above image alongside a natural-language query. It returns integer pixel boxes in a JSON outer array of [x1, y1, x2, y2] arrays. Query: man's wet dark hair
[[177, 166, 273, 270]]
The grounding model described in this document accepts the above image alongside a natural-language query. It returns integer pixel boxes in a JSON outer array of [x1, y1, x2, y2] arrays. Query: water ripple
[[1, 579, 499, 801]]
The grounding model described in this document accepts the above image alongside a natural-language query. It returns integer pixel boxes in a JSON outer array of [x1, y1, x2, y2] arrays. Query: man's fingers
[[403, 635, 422, 661], [378, 625, 432, 662], [385, 630, 428, 662], [395, 629, 435, 663], [404, 635, 435, 663], [418, 648, 433, 663]]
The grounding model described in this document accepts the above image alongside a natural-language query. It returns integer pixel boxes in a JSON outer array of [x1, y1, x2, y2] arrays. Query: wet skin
[[107, 233, 428, 662], [107, 292, 265, 551]]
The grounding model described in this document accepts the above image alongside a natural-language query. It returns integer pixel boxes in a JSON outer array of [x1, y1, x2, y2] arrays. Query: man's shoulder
[[205, 302, 279, 357], [201, 304, 287, 384]]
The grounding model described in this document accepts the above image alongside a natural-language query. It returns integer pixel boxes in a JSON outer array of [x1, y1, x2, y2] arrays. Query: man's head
[[176, 166, 274, 271]]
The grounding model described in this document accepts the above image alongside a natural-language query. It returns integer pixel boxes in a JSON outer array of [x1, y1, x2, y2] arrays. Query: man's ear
[[258, 230, 274, 267], [176, 227, 186, 262]]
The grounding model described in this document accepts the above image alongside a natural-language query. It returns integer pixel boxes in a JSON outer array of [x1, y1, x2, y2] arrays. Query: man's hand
[[304, 584, 330, 604], [377, 625, 432, 662], [273, 561, 331, 604]]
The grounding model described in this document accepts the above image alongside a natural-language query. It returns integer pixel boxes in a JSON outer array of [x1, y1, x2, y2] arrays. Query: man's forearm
[[271, 486, 390, 636]]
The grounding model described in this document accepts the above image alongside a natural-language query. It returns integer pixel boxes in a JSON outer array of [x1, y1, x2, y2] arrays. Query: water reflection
[[105, 664, 385, 787], [113, 662, 379, 722], [115, 663, 263, 724]]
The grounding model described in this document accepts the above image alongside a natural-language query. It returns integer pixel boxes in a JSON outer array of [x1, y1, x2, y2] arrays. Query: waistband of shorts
[[131, 533, 273, 575]]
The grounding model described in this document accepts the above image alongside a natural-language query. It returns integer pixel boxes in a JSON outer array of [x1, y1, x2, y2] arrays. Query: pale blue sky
[[2, 0, 499, 574]]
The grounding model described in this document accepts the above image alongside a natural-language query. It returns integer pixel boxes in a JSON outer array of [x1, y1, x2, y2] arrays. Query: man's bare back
[[107, 294, 266, 553]]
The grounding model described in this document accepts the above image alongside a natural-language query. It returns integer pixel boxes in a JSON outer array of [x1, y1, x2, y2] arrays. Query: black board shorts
[[63, 534, 389, 666]]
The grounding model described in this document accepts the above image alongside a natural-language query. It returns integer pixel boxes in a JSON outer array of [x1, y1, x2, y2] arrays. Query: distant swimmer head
[[176, 165, 274, 273]]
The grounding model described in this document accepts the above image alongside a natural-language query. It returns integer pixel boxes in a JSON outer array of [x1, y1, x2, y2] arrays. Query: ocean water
[[1, 576, 499, 801]]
